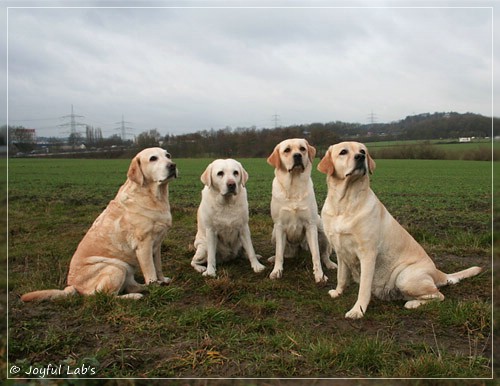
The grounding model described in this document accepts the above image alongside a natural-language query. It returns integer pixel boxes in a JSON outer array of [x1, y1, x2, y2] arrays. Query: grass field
[[6, 156, 493, 380]]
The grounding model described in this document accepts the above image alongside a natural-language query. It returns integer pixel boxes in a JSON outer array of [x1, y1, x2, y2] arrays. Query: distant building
[[10, 128, 36, 143], [459, 137, 471, 143]]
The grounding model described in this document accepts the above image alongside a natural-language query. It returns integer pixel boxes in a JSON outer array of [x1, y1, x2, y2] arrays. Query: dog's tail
[[21, 286, 77, 302], [437, 266, 483, 287]]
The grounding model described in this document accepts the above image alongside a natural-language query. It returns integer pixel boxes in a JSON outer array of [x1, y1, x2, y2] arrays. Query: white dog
[[318, 141, 483, 318], [191, 159, 265, 277], [22, 147, 177, 301], [267, 138, 337, 282]]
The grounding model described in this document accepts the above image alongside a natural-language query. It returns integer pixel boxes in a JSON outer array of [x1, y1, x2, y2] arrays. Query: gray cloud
[[3, 3, 496, 138]]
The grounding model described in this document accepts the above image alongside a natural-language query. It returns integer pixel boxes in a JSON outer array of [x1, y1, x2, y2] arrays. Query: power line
[[367, 110, 378, 125], [114, 115, 134, 140], [59, 104, 86, 135], [9, 117, 61, 122], [272, 113, 280, 129]]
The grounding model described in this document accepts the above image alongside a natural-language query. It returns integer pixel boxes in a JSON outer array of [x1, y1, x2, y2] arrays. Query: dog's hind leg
[[397, 271, 445, 309], [404, 291, 445, 309], [82, 258, 132, 297]]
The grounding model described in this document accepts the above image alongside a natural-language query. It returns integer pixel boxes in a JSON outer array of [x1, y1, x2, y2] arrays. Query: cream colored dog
[[191, 159, 265, 277], [318, 141, 482, 318], [267, 138, 337, 282], [21, 147, 177, 302]]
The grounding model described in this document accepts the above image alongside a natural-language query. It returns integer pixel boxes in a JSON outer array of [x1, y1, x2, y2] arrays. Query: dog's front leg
[[345, 255, 376, 319], [306, 224, 327, 283], [270, 224, 286, 279], [136, 241, 158, 284], [240, 224, 265, 273], [203, 227, 217, 277], [329, 257, 349, 298], [153, 243, 171, 285]]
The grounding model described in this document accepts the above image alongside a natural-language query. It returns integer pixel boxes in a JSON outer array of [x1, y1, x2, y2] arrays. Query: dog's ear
[[317, 147, 334, 176], [128, 156, 145, 185], [200, 163, 212, 187], [239, 163, 249, 187], [306, 141, 317, 163], [367, 150, 376, 174], [267, 145, 281, 169]]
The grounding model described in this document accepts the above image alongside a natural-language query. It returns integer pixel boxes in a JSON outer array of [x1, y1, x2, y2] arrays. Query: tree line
[[4, 111, 497, 157], [161, 112, 496, 158]]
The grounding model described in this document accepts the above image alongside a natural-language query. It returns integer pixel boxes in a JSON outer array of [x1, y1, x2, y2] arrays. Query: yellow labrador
[[191, 159, 265, 277], [267, 138, 337, 282], [318, 141, 482, 318], [21, 147, 177, 301]]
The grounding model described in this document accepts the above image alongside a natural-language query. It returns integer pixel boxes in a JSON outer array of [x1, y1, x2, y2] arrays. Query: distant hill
[[357, 112, 495, 141]]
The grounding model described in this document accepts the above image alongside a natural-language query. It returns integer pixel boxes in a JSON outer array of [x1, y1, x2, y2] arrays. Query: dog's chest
[[273, 193, 313, 222], [202, 202, 246, 241]]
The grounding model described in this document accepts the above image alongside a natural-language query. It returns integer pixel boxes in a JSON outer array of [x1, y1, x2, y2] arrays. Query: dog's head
[[127, 147, 178, 186], [267, 138, 316, 174], [317, 141, 376, 180], [201, 159, 249, 196]]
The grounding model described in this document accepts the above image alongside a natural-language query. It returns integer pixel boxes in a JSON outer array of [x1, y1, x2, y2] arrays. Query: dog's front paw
[[345, 305, 365, 319], [252, 262, 266, 273], [314, 272, 328, 283], [203, 268, 217, 278], [328, 289, 342, 298], [269, 268, 282, 280]]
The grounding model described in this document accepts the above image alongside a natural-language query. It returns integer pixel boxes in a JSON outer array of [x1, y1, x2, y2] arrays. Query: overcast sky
[[2, 1, 497, 138]]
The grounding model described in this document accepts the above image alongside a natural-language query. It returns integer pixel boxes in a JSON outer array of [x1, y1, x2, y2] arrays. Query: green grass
[[7, 156, 492, 379]]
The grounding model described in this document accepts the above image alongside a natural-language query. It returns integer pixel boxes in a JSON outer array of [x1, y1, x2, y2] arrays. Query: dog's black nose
[[293, 153, 302, 162], [227, 182, 236, 191], [168, 163, 176, 170], [354, 153, 365, 162]]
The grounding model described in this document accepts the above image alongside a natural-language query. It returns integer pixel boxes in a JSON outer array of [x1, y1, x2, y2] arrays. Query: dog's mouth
[[223, 184, 238, 196], [346, 164, 367, 178], [158, 168, 178, 184], [288, 163, 305, 173]]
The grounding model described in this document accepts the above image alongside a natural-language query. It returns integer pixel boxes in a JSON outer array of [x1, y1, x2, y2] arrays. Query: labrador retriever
[[267, 138, 337, 282], [21, 147, 177, 301], [318, 141, 482, 318], [191, 159, 265, 277]]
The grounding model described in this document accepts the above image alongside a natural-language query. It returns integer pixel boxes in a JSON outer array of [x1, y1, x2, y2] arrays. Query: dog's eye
[[165, 152, 171, 159], [217, 171, 224, 177], [233, 171, 239, 177], [149, 156, 158, 161], [339, 149, 348, 155], [360, 149, 366, 155], [284, 148, 291, 153], [300, 146, 306, 152]]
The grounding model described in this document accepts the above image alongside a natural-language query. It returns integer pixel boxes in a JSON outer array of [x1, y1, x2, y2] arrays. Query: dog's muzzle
[[162, 163, 178, 182], [224, 180, 237, 196], [289, 153, 305, 172], [346, 153, 367, 177]]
